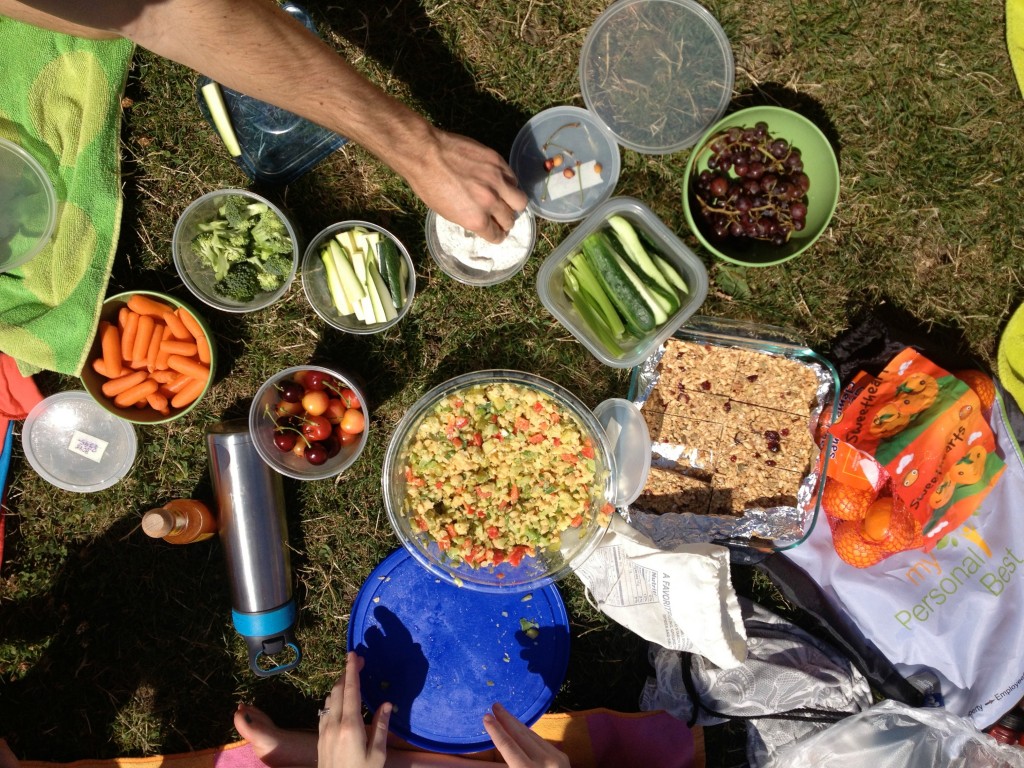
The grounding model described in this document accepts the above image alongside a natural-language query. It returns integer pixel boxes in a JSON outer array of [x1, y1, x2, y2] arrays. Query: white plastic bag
[[767, 699, 1024, 768]]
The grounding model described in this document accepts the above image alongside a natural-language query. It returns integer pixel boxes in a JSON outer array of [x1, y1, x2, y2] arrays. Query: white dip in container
[[431, 210, 535, 277]]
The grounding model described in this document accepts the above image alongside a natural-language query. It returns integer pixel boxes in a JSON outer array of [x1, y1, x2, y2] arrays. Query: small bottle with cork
[[142, 498, 218, 544]]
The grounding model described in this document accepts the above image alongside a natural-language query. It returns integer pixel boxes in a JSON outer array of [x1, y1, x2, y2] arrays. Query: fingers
[[485, 703, 568, 768], [368, 701, 393, 758]]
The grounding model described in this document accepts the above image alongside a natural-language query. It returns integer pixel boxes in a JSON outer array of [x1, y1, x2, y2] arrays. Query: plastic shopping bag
[[766, 699, 1024, 768]]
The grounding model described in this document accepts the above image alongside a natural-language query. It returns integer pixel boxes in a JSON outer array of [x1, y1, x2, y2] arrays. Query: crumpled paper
[[574, 515, 748, 669]]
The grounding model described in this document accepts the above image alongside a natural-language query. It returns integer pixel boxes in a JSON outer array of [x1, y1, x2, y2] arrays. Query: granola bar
[[636, 338, 821, 517]]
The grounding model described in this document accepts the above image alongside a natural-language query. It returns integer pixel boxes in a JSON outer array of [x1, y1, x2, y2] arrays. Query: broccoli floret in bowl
[[173, 189, 298, 313]]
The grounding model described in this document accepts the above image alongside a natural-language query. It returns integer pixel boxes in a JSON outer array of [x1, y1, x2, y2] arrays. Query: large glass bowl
[[383, 370, 618, 593]]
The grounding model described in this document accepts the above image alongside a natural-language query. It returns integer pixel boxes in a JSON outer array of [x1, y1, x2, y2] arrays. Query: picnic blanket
[[0, 18, 133, 376], [16, 710, 704, 768]]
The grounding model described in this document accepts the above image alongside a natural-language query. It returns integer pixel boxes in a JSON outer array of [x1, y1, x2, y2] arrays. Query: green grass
[[2, 0, 1023, 763]]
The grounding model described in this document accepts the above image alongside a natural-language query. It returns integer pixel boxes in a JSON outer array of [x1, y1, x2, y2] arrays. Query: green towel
[[0, 18, 133, 376], [1011, 0, 1024, 97], [998, 302, 1024, 412]]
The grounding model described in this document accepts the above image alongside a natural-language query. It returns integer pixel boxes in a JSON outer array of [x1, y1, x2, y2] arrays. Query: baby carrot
[[121, 311, 140, 362], [101, 370, 148, 398], [114, 379, 159, 408], [132, 315, 155, 366], [146, 391, 170, 413], [162, 310, 190, 341], [171, 377, 206, 409], [164, 373, 193, 394], [92, 358, 113, 377], [167, 354, 210, 383], [159, 339, 199, 357], [118, 306, 130, 329], [146, 323, 165, 372], [150, 369, 177, 384], [177, 308, 211, 364], [127, 294, 175, 318], [99, 321, 122, 379]]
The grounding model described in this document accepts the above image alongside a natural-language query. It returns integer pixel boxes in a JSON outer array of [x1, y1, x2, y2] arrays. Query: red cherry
[[305, 444, 328, 465]]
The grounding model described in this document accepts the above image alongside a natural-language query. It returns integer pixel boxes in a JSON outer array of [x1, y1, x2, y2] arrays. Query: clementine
[[832, 520, 889, 568], [821, 479, 874, 521], [953, 369, 996, 411]]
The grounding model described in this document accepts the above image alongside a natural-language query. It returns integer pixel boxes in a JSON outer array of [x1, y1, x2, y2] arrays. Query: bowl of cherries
[[682, 105, 840, 267], [249, 364, 368, 481]]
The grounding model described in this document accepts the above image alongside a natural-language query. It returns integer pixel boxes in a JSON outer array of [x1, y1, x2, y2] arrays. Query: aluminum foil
[[622, 341, 837, 551]]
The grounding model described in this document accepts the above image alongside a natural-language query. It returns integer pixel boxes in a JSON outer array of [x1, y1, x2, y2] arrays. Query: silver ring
[[318, 707, 330, 717]]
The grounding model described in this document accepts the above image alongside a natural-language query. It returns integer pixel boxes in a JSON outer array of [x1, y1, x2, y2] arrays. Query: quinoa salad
[[402, 381, 611, 569]]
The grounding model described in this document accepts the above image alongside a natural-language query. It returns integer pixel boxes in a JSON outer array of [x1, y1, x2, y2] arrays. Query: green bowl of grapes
[[682, 106, 840, 267]]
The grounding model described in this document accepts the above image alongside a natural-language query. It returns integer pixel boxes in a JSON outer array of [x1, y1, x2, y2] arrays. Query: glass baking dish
[[627, 315, 841, 551]]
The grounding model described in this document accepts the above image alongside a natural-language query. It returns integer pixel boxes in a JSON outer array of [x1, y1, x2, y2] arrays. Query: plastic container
[[301, 221, 416, 334], [683, 105, 840, 267], [536, 196, 709, 368], [509, 0, 734, 221], [348, 548, 570, 753], [249, 365, 369, 481], [22, 391, 138, 493], [142, 499, 218, 544], [194, 4, 347, 185], [425, 208, 536, 286], [0, 137, 57, 273], [382, 369, 650, 593], [579, 0, 734, 155], [172, 189, 299, 313], [80, 291, 217, 425], [626, 316, 841, 551], [508, 105, 622, 222]]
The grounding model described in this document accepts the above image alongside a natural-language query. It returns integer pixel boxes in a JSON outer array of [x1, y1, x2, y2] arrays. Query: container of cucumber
[[536, 196, 709, 368], [301, 221, 416, 334]]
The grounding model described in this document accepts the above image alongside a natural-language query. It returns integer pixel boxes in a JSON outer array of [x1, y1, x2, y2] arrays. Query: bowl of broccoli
[[172, 189, 299, 313]]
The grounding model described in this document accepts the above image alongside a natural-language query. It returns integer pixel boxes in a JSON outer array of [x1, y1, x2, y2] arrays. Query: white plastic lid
[[508, 105, 622, 222], [594, 397, 651, 507], [579, 0, 734, 154], [22, 391, 138, 493]]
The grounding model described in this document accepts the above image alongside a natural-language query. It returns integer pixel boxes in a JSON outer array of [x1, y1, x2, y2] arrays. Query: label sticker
[[68, 430, 109, 463]]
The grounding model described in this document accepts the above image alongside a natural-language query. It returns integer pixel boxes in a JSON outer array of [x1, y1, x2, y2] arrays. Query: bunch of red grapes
[[691, 122, 811, 247]]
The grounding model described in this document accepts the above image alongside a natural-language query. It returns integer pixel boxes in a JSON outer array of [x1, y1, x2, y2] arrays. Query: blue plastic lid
[[195, 3, 347, 185], [347, 549, 570, 754]]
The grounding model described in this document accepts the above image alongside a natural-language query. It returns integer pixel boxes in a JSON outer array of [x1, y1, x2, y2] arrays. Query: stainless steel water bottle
[[207, 419, 301, 677]]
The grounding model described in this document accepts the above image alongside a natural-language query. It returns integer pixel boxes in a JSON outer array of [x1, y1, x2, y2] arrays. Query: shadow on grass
[[732, 83, 843, 170], [0, 517, 236, 759]]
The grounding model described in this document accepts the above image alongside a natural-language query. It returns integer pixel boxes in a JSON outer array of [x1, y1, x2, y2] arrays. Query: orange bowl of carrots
[[80, 291, 216, 424]]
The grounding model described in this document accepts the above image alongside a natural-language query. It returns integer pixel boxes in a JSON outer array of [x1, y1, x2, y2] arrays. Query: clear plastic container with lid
[[22, 391, 138, 493], [0, 137, 57, 273], [510, 0, 734, 221], [579, 0, 734, 155]]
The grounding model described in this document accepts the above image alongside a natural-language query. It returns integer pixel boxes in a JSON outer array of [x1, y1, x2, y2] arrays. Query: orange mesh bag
[[817, 348, 1004, 567]]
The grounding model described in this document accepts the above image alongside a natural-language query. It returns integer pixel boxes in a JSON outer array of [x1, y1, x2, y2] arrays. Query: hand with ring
[[317, 652, 392, 768]]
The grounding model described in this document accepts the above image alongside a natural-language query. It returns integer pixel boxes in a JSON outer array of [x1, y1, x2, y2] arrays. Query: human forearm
[[2, 0, 527, 241]]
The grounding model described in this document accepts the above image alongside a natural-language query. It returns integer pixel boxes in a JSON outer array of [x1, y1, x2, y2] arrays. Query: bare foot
[[0, 739, 19, 768], [233, 703, 319, 768]]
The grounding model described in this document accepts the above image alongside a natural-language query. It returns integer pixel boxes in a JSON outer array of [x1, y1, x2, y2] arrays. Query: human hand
[[318, 651, 392, 768], [403, 128, 528, 245], [483, 703, 569, 768]]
